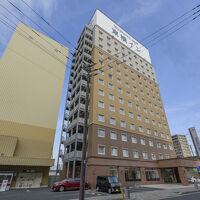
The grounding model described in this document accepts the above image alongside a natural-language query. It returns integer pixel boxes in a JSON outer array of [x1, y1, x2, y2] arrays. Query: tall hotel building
[[61, 9, 200, 187]]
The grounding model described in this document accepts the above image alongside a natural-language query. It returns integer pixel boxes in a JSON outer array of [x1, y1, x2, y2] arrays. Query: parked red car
[[52, 178, 89, 192]]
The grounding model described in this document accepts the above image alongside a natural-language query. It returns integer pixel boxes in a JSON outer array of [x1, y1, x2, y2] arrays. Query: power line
[[7, 0, 67, 51], [11, 0, 94, 65], [140, 4, 200, 42], [142, 11, 200, 48], [19, 0, 76, 50], [144, 14, 200, 50], [94, 7, 200, 76], [0, 10, 70, 60], [0, 17, 70, 69]]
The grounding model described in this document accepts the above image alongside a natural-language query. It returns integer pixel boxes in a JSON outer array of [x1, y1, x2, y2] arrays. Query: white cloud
[[118, 0, 161, 26]]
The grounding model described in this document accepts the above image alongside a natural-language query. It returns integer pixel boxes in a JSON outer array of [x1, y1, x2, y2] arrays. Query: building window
[[149, 140, 154, 147], [159, 154, 163, 159], [165, 155, 170, 159], [108, 74, 113, 79], [163, 143, 167, 150], [147, 128, 151, 135], [136, 105, 140, 110], [98, 101, 104, 108], [142, 98, 145, 103], [139, 126, 143, 132], [161, 132, 164, 138], [118, 88, 122, 93], [109, 105, 115, 112], [118, 98, 123, 104], [133, 87, 137, 92], [129, 112, 133, 118], [166, 134, 170, 139], [110, 131, 117, 140], [99, 60, 103, 66], [130, 123, 135, 130], [120, 121, 126, 128], [98, 89, 104, 96], [111, 147, 118, 156], [98, 145, 105, 155], [108, 83, 113, 89], [109, 94, 114, 100], [98, 129, 105, 137], [108, 65, 113, 70], [133, 151, 139, 158], [141, 138, 145, 145], [98, 52, 103, 57], [110, 118, 116, 125], [152, 120, 156, 125], [145, 118, 149, 123], [134, 95, 138, 101], [98, 78, 104, 85], [122, 149, 129, 157], [151, 153, 156, 160], [117, 78, 121, 84], [137, 115, 141, 121], [120, 108, 125, 115], [145, 168, 159, 181], [157, 142, 161, 148], [121, 134, 127, 142], [143, 108, 147, 113], [131, 136, 137, 143], [126, 91, 131, 97], [116, 70, 121, 75], [154, 130, 158, 136], [169, 144, 173, 150], [142, 152, 148, 159], [98, 114, 104, 122], [125, 167, 141, 181], [125, 83, 130, 88], [99, 69, 104, 75], [128, 101, 132, 107]]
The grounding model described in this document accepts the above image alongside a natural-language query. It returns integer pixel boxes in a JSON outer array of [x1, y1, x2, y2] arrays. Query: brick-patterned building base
[[85, 157, 200, 189]]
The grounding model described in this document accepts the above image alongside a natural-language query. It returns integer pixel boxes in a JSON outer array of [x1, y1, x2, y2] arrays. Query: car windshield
[[108, 176, 118, 183]]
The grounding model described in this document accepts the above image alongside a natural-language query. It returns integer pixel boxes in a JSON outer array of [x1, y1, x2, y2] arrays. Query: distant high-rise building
[[189, 127, 200, 158], [60, 9, 200, 188], [0, 22, 68, 189], [172, 135, 192, 158]]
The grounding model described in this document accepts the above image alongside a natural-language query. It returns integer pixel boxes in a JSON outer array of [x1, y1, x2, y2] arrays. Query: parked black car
[[96, 176, 121, 194]]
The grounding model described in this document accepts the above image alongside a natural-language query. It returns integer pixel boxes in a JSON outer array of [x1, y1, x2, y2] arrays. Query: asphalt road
[[0, 186, 162, 200], [162, 192, 200, 200]]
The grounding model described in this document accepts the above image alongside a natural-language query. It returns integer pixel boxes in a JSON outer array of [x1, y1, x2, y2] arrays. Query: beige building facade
[[0, 22, 68, 189], [61, 9, 200, 188]]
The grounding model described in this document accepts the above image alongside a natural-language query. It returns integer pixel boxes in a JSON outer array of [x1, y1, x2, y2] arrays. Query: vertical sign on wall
[[0, 180, 8, 192], [189, 127, 200, 158]]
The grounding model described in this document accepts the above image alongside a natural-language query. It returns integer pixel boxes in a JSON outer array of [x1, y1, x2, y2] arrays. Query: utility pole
[[79, 63, 96, 200]]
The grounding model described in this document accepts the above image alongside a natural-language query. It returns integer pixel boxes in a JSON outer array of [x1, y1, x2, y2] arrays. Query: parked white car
[[187, 176, 200, 183]]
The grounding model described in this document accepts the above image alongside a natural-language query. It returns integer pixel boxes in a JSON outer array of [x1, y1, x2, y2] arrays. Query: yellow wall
[[0, 22, 68, 166]]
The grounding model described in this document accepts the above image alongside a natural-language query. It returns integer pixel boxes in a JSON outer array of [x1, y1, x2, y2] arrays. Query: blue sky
[[0, 0, 200, 160]]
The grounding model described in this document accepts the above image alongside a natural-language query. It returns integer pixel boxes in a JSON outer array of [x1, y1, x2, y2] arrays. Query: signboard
[[89, 9, 151, 63], [189, 127, 200, 158], [0, 180, 8, 192], [197, 166, 200, 171]]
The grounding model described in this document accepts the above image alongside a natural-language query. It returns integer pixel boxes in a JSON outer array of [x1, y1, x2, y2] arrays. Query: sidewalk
[[86, 184, 199, 200]]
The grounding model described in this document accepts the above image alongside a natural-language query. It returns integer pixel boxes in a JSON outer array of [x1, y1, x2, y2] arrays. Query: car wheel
[[96, 186, 100, 192], [108, 188, 112, 194], [59, 186, 65, 192]]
